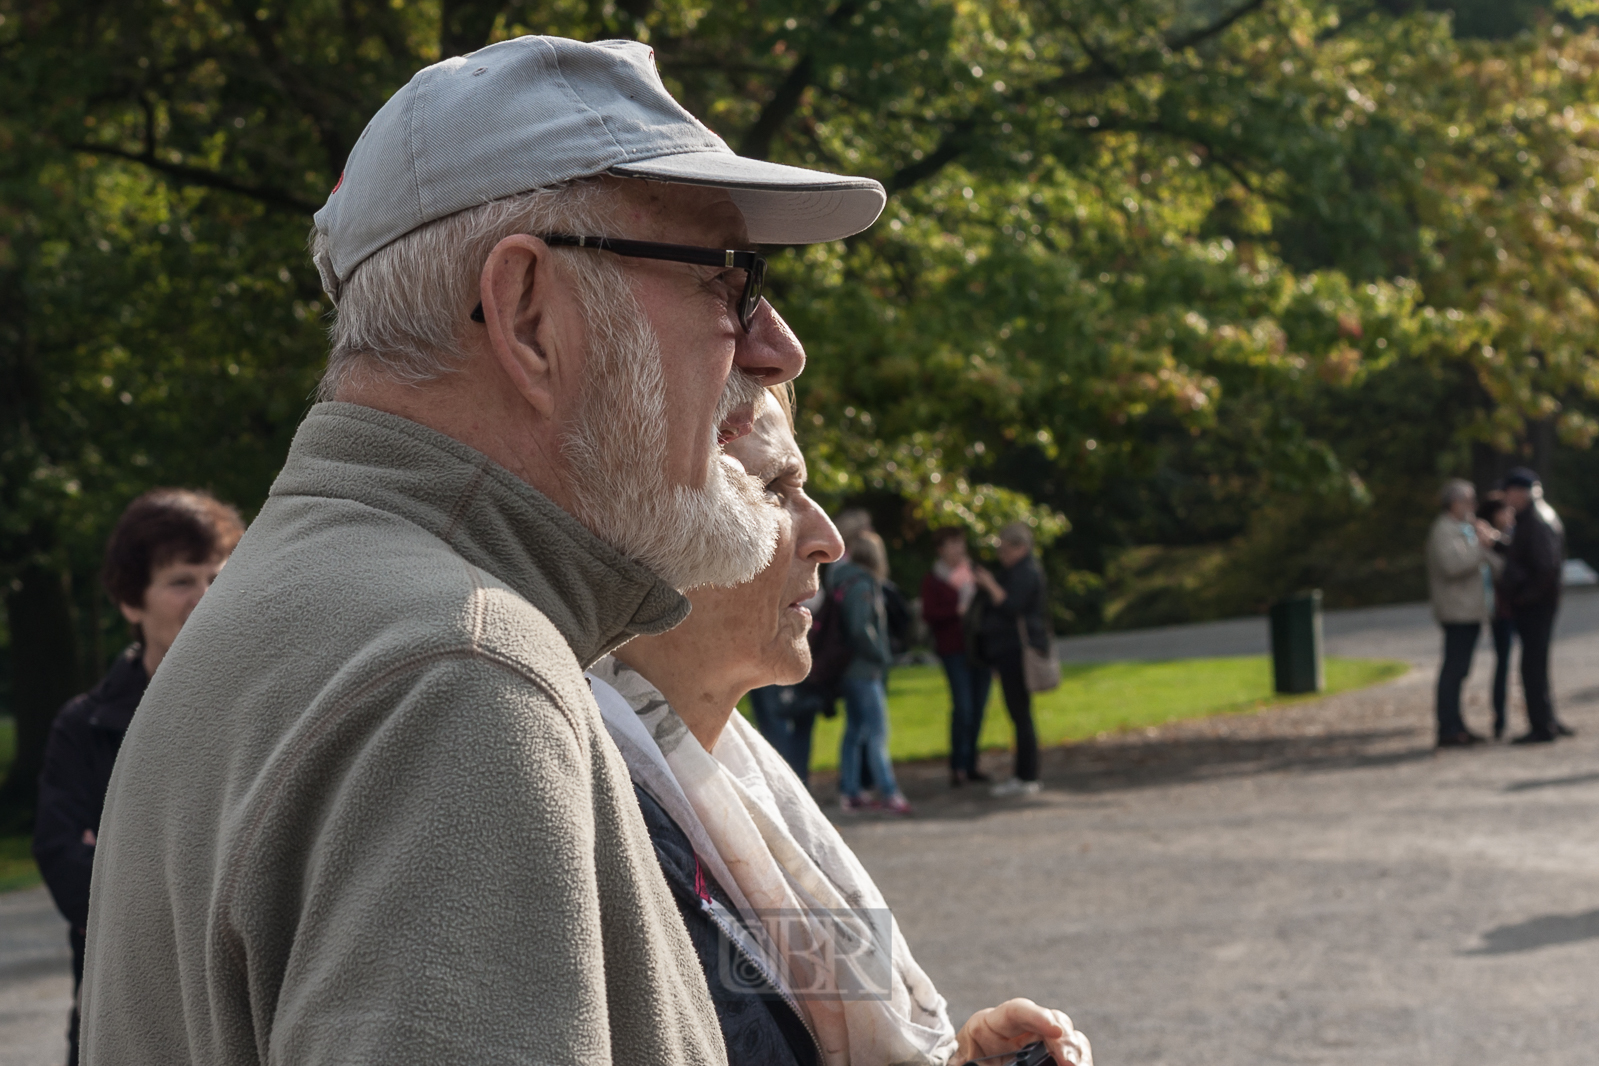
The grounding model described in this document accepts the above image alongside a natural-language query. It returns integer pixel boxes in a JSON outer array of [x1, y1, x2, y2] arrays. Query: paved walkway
[[837, 588, 1599, 1064], [3, 591, 1594, 1064]]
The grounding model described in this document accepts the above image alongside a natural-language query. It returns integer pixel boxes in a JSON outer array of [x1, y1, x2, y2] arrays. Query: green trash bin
[[1269, 590, 1324, 694]]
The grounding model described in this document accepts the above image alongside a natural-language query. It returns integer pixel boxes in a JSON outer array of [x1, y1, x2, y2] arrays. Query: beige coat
[[81, 403, 727, 1066], [1425, 511, 1503, 624]]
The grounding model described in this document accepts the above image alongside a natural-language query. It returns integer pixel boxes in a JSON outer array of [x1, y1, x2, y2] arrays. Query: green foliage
[[786, 655, 1409, 771], [2, 0, 1597, 671], [0, 835, 39, 894]]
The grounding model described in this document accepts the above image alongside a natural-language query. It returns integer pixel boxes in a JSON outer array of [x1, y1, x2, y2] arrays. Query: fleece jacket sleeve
[[1427, 519, 1486, 580], [233, 656, 622, 1065]]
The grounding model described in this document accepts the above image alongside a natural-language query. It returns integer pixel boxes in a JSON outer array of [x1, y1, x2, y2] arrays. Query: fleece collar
[[269, 402, 688, 667]]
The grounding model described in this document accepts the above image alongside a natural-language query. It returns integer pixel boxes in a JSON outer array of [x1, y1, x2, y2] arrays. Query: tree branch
[[439, 1, 505, 59], [736, 1, 858, 161], [1166, 0, 1272, 52], [68, 144, 319, 214], [885, 121, 974, 194], [739, 54, 815, 160]]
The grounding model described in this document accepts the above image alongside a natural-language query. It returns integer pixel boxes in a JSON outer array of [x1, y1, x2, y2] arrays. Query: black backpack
[[881, 580, 911, 656], [801, 576, 861, 715]]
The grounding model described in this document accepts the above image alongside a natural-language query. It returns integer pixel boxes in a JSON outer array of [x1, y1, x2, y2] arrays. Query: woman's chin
[[768, 641, 812, 687]]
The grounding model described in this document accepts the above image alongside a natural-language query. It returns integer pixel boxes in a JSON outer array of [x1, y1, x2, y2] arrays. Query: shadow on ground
[[1503, 771, 1599, 793], [1465, 910, 1599, 955], [818, 722, 1440, 823]]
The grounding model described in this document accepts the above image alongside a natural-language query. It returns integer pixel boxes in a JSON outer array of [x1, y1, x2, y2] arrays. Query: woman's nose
[[800, 500, 844, 563]]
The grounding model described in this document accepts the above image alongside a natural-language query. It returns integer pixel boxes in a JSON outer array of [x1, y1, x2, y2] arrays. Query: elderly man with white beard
[[79, 36, 884, 1066]]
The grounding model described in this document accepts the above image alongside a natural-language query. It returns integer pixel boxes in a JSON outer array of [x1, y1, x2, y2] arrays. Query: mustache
[[713, 368, 767, 432]]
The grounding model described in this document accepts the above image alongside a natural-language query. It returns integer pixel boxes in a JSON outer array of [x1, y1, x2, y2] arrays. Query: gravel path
[[3, 591, 1594, 1065], [829, 589, 1599, 1065]]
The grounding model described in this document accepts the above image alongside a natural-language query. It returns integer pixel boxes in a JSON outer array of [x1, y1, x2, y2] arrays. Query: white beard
[[562, 269, 780, 591]]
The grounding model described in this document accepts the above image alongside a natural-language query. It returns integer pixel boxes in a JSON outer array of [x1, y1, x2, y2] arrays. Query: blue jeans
[[749, 685, 821, 783], [839, 675, 898, 799], [940, 652, 991, 775]]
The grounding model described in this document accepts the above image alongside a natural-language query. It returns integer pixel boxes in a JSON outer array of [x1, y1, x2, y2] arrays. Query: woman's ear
[[479, 234, 557, 417]]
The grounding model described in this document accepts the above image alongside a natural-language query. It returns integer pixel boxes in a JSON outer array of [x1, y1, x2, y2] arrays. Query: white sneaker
[[990, 778, 1042, 798]]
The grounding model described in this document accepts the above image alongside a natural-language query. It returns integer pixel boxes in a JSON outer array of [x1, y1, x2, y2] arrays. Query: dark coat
[[33, 645, 148, 932], [1500, 500, 1566, 613], [633, 784, 818, 1066], [975, 553, 1049, 660]]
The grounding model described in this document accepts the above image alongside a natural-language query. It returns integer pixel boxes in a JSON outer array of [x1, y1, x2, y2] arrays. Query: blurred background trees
[[4, 0, 1599, 811]]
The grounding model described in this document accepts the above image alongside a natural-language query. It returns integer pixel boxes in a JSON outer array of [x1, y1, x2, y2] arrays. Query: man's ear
[[479, 234, 558, 417], [118, 600, 144, 626]]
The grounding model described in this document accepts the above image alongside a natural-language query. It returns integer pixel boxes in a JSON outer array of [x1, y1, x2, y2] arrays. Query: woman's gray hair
[[1440, 478, 1476, 510], [998, 521, 1034, 550], [311, 181, 614, 400]]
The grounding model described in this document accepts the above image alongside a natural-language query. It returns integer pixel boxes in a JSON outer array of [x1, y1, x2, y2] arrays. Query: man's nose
[[734, 299, 805, 385]]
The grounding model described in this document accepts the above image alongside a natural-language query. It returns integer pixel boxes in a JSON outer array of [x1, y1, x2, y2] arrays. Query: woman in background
[[832, 529, 910, 814], [589, 389, 1091, 1066], [1478, 490, 1518, 738], [921, 527, 991, 787], [33, 488, 243, 1065], [972, 523, 1050, 797]]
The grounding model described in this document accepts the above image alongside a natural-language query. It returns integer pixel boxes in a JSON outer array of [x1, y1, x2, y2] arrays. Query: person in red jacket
[[921, 527, 992, 787]]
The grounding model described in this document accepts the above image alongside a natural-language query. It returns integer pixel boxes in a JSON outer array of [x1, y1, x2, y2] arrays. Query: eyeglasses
[[469, 234, 769, 332]]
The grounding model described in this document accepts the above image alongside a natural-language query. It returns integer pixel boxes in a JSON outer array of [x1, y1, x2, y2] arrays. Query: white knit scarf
[[588, 656, 958, 1066]]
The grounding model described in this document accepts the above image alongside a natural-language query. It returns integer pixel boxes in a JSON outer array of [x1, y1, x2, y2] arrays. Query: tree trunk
[[1, 563, 81, 821]]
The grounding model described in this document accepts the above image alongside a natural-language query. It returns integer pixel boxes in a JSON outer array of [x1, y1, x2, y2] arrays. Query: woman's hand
[[951, 998, 1091, 1066], [973, 566, 1006, 603]]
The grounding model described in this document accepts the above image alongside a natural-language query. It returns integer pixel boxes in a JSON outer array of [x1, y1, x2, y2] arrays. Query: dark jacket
[[33, 645, 148, 932], [1499, 500, 1565, 613], [633, 784, 818, 1066], [831, 560, 892, 682], [975, 554, 1049, 661], [920, 570, 966, 657]]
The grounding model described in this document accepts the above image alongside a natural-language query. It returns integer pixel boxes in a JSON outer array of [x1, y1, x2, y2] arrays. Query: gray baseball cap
[[312, 35, 887, 301]]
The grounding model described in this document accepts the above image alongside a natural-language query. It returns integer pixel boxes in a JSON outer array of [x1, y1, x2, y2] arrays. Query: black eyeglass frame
[[469, 234, 768, 332]]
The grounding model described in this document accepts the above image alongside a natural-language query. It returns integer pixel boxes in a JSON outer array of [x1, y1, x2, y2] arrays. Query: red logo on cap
[[330, 170, 344, 195]]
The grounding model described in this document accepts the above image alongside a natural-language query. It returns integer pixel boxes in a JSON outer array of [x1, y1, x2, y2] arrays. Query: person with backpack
[[833, 530, 911, 814]]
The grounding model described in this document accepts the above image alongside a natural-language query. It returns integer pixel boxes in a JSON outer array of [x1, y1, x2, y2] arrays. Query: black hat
[[1501, 467, 1540, 490]]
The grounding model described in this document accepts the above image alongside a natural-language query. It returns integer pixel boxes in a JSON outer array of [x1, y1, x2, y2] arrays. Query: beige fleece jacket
[[80, 403, 727, 1066], [1426, 510, 1503, 624]]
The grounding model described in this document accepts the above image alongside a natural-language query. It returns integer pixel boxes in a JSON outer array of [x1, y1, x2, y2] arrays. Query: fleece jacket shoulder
[[80, 403, 725, 1066]]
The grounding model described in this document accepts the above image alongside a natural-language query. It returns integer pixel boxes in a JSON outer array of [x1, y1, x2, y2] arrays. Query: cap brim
[[609, 151, 886, 245]]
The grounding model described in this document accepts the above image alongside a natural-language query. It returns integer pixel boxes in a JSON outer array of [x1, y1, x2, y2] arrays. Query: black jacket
[[633, 784, 818, 1066], [1500, 501, 1565, 613], [32, 645, 148, 932], [975, 554, 1049, 660]]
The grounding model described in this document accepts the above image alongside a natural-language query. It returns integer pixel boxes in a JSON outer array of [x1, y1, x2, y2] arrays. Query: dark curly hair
[[101, 489, 245, 620]]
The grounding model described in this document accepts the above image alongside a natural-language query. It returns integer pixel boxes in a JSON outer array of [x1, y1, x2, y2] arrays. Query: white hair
[[311, 181, 613, 400], [1440, 478, 1476, 510], [310, 179, 780, 590], [560, 261, 778, 590], [999, 521, 1035, 550]]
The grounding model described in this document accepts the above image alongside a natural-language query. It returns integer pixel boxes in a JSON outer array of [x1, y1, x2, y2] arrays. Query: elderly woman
[[588, 389, 1091, 1066]]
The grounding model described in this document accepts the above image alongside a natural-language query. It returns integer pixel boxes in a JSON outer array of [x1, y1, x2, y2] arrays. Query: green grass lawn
[[785, 655, 1407, 773], [0, 716, 41, 892], [0, 656, 1406, 892]]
